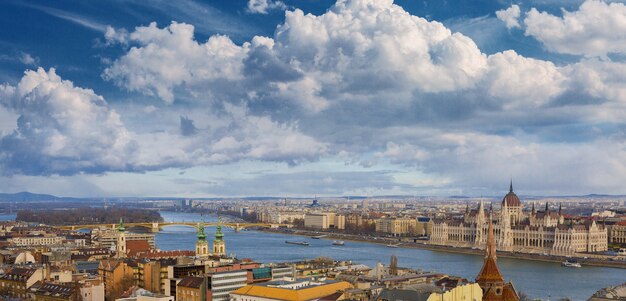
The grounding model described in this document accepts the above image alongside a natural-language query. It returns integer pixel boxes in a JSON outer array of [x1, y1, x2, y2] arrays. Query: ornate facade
[[431, 183, 608, 254]]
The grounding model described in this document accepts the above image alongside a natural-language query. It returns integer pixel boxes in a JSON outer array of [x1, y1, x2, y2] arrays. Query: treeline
[[16, 207, 163, 225]]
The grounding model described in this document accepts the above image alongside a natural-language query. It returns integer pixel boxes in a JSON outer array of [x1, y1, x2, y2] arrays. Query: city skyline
[[2, 0, 626, 197]]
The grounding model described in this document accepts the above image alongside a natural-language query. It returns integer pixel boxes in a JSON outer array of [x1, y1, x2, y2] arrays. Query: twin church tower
[[195, 217, 226, 257], [114, 216, 227, 258]]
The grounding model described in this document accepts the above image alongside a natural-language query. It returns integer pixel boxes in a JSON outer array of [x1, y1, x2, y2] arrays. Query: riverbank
[[260, 228, 626, 269]]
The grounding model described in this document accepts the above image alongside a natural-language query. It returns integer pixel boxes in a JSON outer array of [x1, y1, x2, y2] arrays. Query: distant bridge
[[54, 222, 277, 233]]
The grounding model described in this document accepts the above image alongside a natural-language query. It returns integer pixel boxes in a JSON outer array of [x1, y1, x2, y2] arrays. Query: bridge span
[[54, 222, 277, 233]]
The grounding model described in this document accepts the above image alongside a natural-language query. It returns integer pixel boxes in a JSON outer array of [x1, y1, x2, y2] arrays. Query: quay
[[262, 228, 626, 269]]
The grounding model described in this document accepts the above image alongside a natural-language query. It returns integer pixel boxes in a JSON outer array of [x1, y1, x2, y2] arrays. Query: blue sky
[[1, 0, 626, 197]]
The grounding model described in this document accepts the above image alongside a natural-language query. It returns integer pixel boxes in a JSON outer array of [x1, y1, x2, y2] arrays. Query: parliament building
[[431, 182, 608, 254]]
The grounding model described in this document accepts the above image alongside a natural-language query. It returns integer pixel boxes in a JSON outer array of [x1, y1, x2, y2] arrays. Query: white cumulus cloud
[[496, 4, 521, 29], [247, 0, 287, 14], [524, 0, 626, 57]]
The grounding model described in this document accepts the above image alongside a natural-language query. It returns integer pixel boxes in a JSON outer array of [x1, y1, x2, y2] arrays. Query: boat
[[311, 235, 327, 239], [386, 243, 400, 248], [332, 241, 345, 246], [285, 240, 310, 246], [561, 259, 582, 268]]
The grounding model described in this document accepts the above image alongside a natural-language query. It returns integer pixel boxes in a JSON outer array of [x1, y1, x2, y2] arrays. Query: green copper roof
[[197, 219, 207, 241], [117, 218, 125, 232], [215, 218, 224, 241]]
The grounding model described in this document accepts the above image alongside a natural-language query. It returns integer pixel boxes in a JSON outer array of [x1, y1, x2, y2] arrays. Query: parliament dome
[[502, 181, 521, 207]]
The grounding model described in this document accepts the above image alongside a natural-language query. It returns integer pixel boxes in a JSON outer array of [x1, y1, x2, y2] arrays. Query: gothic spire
[[486, 212, 496, 259], [545, 202, 549, 212], [531, 202, 536, 214], [559, 202, 562, 214], [509, 179, 513, 193]]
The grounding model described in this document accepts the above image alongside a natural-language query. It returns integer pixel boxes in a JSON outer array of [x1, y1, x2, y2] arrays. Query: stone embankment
[[261, 228, 626, 269]]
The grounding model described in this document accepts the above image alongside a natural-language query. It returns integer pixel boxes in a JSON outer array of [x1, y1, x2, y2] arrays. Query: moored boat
[[285, 240, 310, 246], [561, 259, 582, 268], [332, 240, 345, 246]]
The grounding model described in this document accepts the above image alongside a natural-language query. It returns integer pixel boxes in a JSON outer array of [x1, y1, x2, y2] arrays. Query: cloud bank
[[3, 0, 626, 195]]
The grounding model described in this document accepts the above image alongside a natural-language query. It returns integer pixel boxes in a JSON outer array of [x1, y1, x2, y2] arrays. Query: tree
[[292, 218, 304, 228]]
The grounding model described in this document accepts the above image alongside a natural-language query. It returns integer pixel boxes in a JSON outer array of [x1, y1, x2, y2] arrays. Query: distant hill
[[0, 192, 62, 202]]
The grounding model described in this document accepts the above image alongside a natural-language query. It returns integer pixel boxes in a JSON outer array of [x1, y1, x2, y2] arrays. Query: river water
[[155, 211, 625, 301]]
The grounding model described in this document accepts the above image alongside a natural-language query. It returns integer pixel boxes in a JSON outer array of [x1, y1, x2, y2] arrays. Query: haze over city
[[1, 0, 626, 198]]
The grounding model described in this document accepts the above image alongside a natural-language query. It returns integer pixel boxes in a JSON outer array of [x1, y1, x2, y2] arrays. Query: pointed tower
[[499, 201, 510, 247], [476, 212, 520, 300], [475, 201, 486, 247], [213, 216, 226, 256], [531, 202, 536, 215], [195, 217, 209, 257], [116, 218, 127, 258]]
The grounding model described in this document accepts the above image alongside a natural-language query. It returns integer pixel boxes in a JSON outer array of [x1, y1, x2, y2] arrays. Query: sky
[[1, 0, 626, 198]]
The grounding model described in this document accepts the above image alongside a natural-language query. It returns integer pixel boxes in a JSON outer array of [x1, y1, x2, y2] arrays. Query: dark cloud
[[179, 116, 199, 136]]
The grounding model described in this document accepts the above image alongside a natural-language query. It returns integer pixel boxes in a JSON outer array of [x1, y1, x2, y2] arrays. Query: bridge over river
[[54, 221, 277, 233]]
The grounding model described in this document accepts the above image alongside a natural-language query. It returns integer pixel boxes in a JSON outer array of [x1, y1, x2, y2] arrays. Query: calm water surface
[[156, 212, 626, 301]]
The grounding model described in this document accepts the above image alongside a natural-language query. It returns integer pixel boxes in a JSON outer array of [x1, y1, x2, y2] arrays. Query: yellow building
[[375, 218, 417, 236], [176, 276, 205, 301], [427, 283, 483, 301], [304, 213, 346, 230], [230, 279, 352, 301], [98, 259, 134, 300]]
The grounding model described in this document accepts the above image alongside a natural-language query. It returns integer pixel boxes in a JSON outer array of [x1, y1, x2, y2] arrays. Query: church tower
[[195, 218, 209, 257], [476, 211, 520, 300], [213, 218, 226, 256], [116, 218, 127, 258]]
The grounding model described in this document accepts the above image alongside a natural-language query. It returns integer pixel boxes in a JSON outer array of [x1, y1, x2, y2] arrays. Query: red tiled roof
[[126, 240, 152, 257], [178, 276, 204, 288]]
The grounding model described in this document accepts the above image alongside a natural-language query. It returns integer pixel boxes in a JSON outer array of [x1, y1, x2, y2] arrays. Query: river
[[155, 211, 625, 301]]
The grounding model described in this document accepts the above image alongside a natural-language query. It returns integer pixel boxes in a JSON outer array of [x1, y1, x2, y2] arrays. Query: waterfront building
[[213, 219, 226, 256], [230, 278, 352, 301], [475, 212, 519, 301], [609, 221, 626, 246], [375, 217, 417, 236], [304, 213, 346, 230], [431, 183, 608, 254]]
